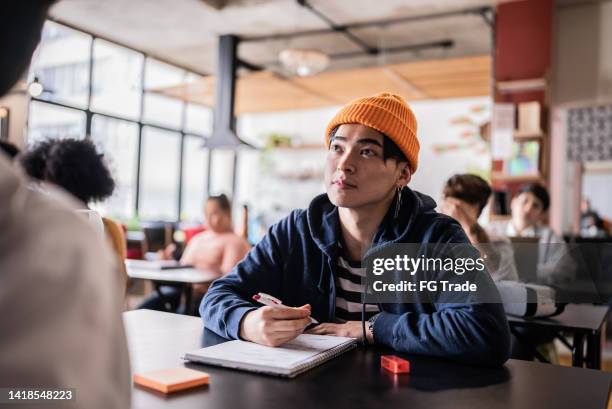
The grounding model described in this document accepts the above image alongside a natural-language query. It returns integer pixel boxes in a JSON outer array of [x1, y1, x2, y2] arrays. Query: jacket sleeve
[[372, 219, 511, 366], [199, 211, 298, 339]]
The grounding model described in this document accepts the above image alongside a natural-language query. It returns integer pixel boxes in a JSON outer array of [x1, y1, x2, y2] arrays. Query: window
[[185, 103, 213, 135], [27, 101, 86, 145], [139, 127, 181, 220], [91, 39, 143, 120], [90, 115, 139, 219], [26, 21, 211, 222], [181, 135, 209, 221], [29, 21, 91, 108], [143, 59, 185, 128]]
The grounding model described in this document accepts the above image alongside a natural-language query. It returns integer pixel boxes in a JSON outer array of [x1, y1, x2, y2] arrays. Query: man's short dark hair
[[517, 183, 550, 211], [21, 138, 115, 204], [208, 194, 231, 213], [443, 174, 492, 216], [329, 126, 408, 163], [0, 1, 57, 97], [0, 140, 20, 159]]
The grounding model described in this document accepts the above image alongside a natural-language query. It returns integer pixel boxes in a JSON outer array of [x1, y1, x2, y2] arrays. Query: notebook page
[[187, 334, 355, 370]]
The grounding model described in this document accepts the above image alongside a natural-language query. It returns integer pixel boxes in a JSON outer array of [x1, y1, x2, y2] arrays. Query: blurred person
[[0, 1, 130, 408], [139, 194, 250, 312], [201, 93, 510, 366], [440, 174, 518, 281], [20, 138, 128, 286], [489, 183, 574, 286], [0, 140, 20, 159], [580, 199, 608, 238]]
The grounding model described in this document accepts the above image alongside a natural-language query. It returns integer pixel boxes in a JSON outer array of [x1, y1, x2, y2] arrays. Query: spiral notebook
[[184, 334, 357, 378]]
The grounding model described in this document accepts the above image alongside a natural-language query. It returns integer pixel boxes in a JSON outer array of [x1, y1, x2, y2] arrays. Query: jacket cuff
[[226, 305, 257, 340], [372, 311, 398, 347]]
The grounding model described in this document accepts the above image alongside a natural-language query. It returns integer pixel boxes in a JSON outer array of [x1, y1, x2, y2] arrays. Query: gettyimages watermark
[[360, 242, 612, 304]]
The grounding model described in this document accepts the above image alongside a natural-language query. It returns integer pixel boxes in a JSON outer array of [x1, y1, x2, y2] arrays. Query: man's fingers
[[306, 323, 336, 335], [264, 305, 311, 319], [269, 317, 311, 332]]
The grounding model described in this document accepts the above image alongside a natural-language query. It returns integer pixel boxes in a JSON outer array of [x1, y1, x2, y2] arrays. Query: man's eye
[[330, 144, 342, 152], [361, 149, 376, 157]]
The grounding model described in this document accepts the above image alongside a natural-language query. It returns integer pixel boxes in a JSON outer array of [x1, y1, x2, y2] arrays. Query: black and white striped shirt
[[334, 256, 379, 322]]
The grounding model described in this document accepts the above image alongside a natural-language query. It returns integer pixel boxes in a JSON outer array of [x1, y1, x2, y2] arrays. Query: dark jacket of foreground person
[[201, 187, 511, 366]]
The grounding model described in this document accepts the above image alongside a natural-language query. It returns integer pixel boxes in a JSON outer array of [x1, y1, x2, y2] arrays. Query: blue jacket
[[200, 187, 511, 366]]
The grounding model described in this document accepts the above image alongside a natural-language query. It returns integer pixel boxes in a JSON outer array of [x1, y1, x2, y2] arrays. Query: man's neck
[[338, 192, 395, 261]]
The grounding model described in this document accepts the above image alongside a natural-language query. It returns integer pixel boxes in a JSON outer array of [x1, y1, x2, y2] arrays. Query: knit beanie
[[325, 92, 419, 173]]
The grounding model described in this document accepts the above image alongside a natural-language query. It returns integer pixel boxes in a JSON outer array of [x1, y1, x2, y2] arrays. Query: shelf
[[496, 78, 547, 93], [491, 172, 544, 183]]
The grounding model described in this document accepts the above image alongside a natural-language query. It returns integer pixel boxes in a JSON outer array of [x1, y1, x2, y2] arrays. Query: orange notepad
[[133, 367, 210, 394]]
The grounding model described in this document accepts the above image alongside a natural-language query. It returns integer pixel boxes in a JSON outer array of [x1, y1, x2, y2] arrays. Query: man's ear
[[398, 163, 411, 186]]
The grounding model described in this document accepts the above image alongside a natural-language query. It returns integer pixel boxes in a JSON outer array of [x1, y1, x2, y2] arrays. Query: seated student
[[200, 93, 510, 366], [140, 194, 250, 312], [20, 138, 128, 287], [488, 183, 573, 285], [0, 1, 130, 407], [439, 174, 518, 281]]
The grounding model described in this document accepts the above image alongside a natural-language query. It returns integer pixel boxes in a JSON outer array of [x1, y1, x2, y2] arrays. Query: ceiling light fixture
[[278, 48, 330, 77]]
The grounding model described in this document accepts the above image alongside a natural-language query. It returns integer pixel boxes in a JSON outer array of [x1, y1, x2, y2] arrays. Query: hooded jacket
[[200, 187, 511, 366]]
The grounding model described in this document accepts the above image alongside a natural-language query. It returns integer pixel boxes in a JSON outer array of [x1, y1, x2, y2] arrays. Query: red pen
[[252, 292, 318, 324]]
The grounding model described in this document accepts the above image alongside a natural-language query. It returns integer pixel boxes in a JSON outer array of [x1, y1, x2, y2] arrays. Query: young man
[[439, 174, 518, 281], [201, 93, 510, 366]]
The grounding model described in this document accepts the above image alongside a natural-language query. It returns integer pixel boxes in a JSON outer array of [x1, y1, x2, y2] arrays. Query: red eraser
[[381, 355, 410, 374]]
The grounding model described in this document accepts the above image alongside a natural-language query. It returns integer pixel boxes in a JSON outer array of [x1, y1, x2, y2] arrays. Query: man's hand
[[240, 304, 312, 347], [306, 321, 374, 343], [440, 197, 476, 231]]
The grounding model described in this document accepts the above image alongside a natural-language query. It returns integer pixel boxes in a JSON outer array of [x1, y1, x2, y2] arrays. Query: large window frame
[[28, 20, 211, 222]]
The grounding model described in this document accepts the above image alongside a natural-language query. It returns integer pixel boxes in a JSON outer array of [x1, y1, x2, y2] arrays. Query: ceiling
[[49, 0, 509, 75], [154, 55, 491, 113]]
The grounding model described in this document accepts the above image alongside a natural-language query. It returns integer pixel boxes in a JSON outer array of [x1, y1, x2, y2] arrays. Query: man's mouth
[[333, 179, 357, 189]]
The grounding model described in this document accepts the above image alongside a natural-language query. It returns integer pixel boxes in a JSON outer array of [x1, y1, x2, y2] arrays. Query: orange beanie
[[325, 92, 419, 173]]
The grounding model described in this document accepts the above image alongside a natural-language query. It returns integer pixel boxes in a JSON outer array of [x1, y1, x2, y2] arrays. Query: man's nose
[[336, 150, 356, 174]]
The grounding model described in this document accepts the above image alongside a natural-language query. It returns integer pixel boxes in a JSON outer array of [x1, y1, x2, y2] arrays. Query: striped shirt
[[334, 256, 379, 322]]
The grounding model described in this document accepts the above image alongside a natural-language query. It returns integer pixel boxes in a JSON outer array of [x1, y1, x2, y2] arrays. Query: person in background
[[20, 138, 128, 288], [140, 194, 250, 312], [0, 1, 130, 407], [201, 93, 510, 366], [439, 174, 518, 281], [580, 199, 609, 238], [489, 183, 574, 286], [0, 140, 20, 159]]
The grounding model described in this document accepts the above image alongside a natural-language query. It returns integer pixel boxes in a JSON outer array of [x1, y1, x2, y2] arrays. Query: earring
[[394, 186, 402, 219]]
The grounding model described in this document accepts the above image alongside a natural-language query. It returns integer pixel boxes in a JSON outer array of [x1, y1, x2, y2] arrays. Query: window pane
[[27, 101, 86, 145], [139, 127, 181, 220], [28, 21, 91, 108], [143, 93, 183, 129], [91, 39, 143, 120], [143, 59, 185, 129], [90, 115, 138, 220], [185, 103, 213, 135], [181, 135, 208, 221]]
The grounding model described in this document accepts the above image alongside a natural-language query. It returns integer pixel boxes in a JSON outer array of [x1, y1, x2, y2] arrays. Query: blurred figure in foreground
[[0, 2, 130, 407]]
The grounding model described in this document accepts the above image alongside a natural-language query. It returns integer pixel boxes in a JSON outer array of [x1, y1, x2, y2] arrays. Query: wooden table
[[124, 309, 612, 409]]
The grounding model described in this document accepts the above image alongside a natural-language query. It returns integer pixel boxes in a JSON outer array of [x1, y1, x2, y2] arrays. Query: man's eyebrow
[[330, 136, 383, 148]]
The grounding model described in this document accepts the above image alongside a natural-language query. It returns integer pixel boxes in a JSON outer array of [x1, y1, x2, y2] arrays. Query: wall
[[550, 0, 612, 233]]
